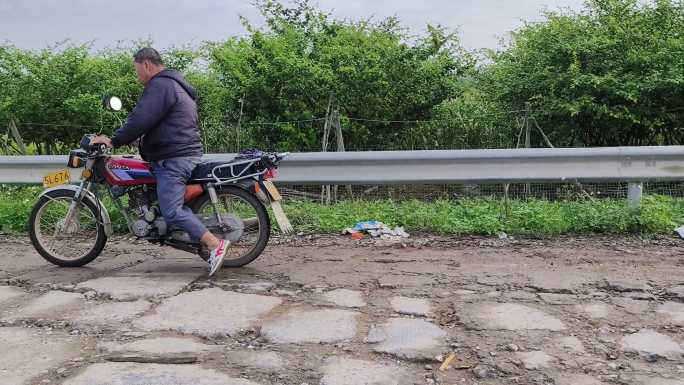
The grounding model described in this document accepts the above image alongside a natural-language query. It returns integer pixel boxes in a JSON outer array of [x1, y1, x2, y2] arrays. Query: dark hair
[[133, 47, 163, 66]]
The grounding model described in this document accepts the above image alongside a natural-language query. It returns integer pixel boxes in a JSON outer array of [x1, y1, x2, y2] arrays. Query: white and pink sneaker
[[208, 239, 229, 277]]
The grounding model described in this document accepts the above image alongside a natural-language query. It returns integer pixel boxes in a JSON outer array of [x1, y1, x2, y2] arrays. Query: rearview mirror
[[103, 96, 122, 112]]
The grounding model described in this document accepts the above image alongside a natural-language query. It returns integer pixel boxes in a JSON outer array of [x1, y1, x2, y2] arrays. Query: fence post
[[627, 182, 643, 209], [236, 95, 245, 152], [8, 119, 28, 155], [321, 94, 334, 204], [524, 103, 532, 197]]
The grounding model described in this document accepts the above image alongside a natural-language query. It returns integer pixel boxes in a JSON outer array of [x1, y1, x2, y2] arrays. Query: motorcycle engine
[[132, 219, 151, 238], [127, 187, 166, 238]]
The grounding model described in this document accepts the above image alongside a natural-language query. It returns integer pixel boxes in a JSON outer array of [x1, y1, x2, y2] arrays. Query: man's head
[[133, 47, 164, 85]]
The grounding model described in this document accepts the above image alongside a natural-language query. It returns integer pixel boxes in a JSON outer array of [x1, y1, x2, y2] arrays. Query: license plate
[[262, 180, 282, 201], [43, 169, 70, 188]]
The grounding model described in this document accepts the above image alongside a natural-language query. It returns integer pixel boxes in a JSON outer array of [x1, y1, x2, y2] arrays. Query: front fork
[[57, 180, 88, 234], [62, 161, 94, 232]]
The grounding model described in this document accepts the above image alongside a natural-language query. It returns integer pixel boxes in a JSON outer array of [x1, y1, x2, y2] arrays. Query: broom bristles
[[271, 200, 294, 234]]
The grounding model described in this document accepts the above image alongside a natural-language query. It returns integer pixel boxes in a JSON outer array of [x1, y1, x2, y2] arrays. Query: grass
[[0, 185, 130, 234], [282, 196, 684, 235], [2, 185, 683, 236]]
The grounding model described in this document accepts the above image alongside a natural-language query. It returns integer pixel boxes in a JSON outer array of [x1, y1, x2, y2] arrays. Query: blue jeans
[[151, 157, 207, 241]]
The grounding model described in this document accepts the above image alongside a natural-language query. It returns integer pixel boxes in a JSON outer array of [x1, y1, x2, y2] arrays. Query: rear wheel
[[190, 186, 270, 267], [28, 189, 107, 267]]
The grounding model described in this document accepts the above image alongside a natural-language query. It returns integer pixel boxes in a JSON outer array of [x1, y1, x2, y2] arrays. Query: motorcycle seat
[[189, 159, 259, 182], [190, 162, 229, 181]]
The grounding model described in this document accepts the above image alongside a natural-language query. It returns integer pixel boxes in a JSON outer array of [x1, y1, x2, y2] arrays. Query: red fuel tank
[[103, 157, 156, 186]]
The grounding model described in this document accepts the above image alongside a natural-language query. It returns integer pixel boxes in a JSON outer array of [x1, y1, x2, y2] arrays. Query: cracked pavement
[[1, 234, 683, 385]]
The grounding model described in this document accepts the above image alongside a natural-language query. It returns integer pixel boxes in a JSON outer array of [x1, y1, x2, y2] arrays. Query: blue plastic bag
[[352, 221, 384, 232]]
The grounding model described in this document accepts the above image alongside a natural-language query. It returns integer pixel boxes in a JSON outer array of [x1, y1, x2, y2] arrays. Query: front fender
[[38, 185, 113, 237]]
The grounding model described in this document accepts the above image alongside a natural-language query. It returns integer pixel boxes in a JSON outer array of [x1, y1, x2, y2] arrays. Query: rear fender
[[217, 179, 270, 205], [241, 179, 271, 205], [38, 185, 113, 237]]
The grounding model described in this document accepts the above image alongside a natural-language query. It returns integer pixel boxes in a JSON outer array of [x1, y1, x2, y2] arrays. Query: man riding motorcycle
[[91, 47, 228, 276]]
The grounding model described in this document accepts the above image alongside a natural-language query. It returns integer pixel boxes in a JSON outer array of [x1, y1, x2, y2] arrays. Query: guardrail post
[[627, 182, 643, 209]]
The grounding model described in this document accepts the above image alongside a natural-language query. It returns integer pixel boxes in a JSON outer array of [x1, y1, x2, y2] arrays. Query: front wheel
[[28, 189, 107, 267], [190, 185, 270, 268]]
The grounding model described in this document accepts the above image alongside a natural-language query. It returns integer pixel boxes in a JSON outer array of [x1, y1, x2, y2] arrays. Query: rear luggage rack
[[212, 158, 266, 185]]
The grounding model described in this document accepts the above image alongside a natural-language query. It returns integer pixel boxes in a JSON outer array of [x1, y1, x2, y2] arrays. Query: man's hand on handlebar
[[90, 135, 112, 148]]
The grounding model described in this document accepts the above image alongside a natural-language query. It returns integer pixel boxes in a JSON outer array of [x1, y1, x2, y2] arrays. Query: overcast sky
[[0, 0, 587, 51]]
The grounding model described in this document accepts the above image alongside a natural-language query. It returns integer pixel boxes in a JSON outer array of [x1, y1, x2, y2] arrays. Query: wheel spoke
[[34, 196, 100, 261], [198, 190, 266, 263]]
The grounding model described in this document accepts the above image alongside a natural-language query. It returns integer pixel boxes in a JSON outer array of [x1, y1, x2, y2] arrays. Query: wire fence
[[200, 118, 515, 153], [1, 113, 520, 153], [278, 182, 684, 204]]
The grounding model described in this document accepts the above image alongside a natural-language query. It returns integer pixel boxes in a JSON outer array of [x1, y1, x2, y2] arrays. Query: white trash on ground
[[343, 221, 410, 241]]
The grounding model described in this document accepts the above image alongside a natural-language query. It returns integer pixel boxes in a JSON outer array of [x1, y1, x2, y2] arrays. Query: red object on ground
[[351, 232, 365, 240]]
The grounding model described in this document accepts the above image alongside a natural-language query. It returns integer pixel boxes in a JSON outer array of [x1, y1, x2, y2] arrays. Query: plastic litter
[[675, 226, 684, 239], [352, 221, 384, 232], [343, 221, 410, 240]]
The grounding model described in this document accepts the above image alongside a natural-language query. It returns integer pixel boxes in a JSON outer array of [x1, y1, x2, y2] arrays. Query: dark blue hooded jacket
[[111, 69, 203, 161]]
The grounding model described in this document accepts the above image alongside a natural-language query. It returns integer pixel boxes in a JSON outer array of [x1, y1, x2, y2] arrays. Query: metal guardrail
[[0, 146, 683, 185]]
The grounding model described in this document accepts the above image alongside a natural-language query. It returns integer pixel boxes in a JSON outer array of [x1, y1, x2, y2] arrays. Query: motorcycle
[[28, 96, 292, 268]]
